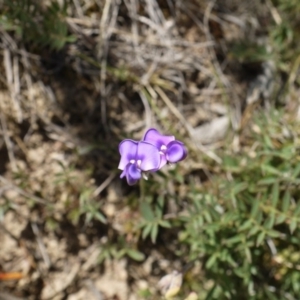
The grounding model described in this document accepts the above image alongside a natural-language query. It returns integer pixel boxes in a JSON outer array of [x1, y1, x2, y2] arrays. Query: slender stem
[[139, 178, 145, 202]]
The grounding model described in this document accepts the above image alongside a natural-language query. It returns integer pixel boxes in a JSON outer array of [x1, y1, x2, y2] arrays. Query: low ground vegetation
[[0, 0, 300, 299]]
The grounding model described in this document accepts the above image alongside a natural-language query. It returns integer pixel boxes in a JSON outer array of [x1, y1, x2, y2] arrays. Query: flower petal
[[166, 141, 187, 163], [143, 128, 175, 149], [120, 169, 126, 178], [137, 141, 161, 171], [118, 139, 138, 170], [159, 154, 167, 169], [126, 163, 141, 185]]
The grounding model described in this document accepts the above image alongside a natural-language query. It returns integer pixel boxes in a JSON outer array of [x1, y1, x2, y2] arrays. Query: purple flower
[[143, 128, 187, 168], [118, 128, 187, 185], [118, 139, 161, 185]]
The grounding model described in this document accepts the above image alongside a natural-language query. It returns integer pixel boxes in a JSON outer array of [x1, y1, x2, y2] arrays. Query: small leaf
[[140, 202, 155, 222], [250, 199, 260, 219], [256, 210, 263, 224], [225, 235, 242, 245], [256, 231, 265, 246], [151, 224, 159, 243], [275, 214, 286, 224], [289, 219, 297, 233], [258, 177, 278, 185], [267, 230, 280, 238], [294, 202, 300, 216], [206, 253, 218, 269], [264, 214, 275, 229], [142, 223, 152, 239], [244, 247, 252, 263], [271, 182, 279, 207], [248, 225, 259, 236], [195, 216, 204, 227], [263, 135, 274, 149], [203, 210, 212, 223], [159, 220, 171, 228], [155, 203, 163, 219], [240, 219, 252, 231], [126, 249, 145, 261], [282, 190, 291, 213], [94, 211, 107, 224], [293, 163, 300, 178], [232, 182, 248, 194], [85, 212, 93, 224], [157, 195, 164, 208], [261, 164, 281, 176]]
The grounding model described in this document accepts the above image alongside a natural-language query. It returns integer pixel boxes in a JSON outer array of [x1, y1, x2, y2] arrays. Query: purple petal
[[137, 141, 161, 171], [158, 155, 167, 169], [126, 163, 141, 185], [143, 128, 175, 149], [166, 141, 187, 163], [120, 169, 126, 178], [118, 139, 138, 170]]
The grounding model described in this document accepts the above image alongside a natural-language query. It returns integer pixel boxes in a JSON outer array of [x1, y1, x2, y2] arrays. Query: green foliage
[[0, 0, 76, 50], [0, 197, 12, 221], [98, 237, 145, 263], [230, 42, 271, 64], [178, 108, 300, 299], [54, 163, 107, 225], [139, 196, 171, 243], [230, 0, 300, 79], [68, 187, 107, 225]]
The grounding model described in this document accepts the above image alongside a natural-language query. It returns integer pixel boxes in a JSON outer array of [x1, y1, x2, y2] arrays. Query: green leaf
[[68, 208, 80, 225], [157, 195, 164, 208], [85, 212, 93, 224], [115, 248, 126, 259], [275, 214, 286, 224], [224, 235, 242, 245], [195, 216, 204, 227], [250, 199, 260, 219], [232, 182, 248, 194], [256, 210, 263, 224], [140, 202, 155, 222], [289, 218, 297, 233], [261, 164, 282, 176], [230, 42, 270, 63], [203, 210, 213, 223], [142, 223, 152, 239], [206, 253, 218, 269], [292, 163, 300, 178], [158, 220, 171, 228], [248, 225, 260, 236], [244, 246, 252, 263], [256, 231, 265, 246], [151, 224, 159, 243], [271, 182, 279, 207], [267, 230, 281, 238], [263, 135, 274, 148], [264, 214, 275, 229], [282, 190, 291, 213], [240, 219, 252, 231], [94, 211, 107, 224], [155, 203, 163, 219], [257, 177, 278, 185], [126, 249, 145, 261]]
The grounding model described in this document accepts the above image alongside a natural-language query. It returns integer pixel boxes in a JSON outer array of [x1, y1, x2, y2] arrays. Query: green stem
[[139, 178, 145, 202]]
